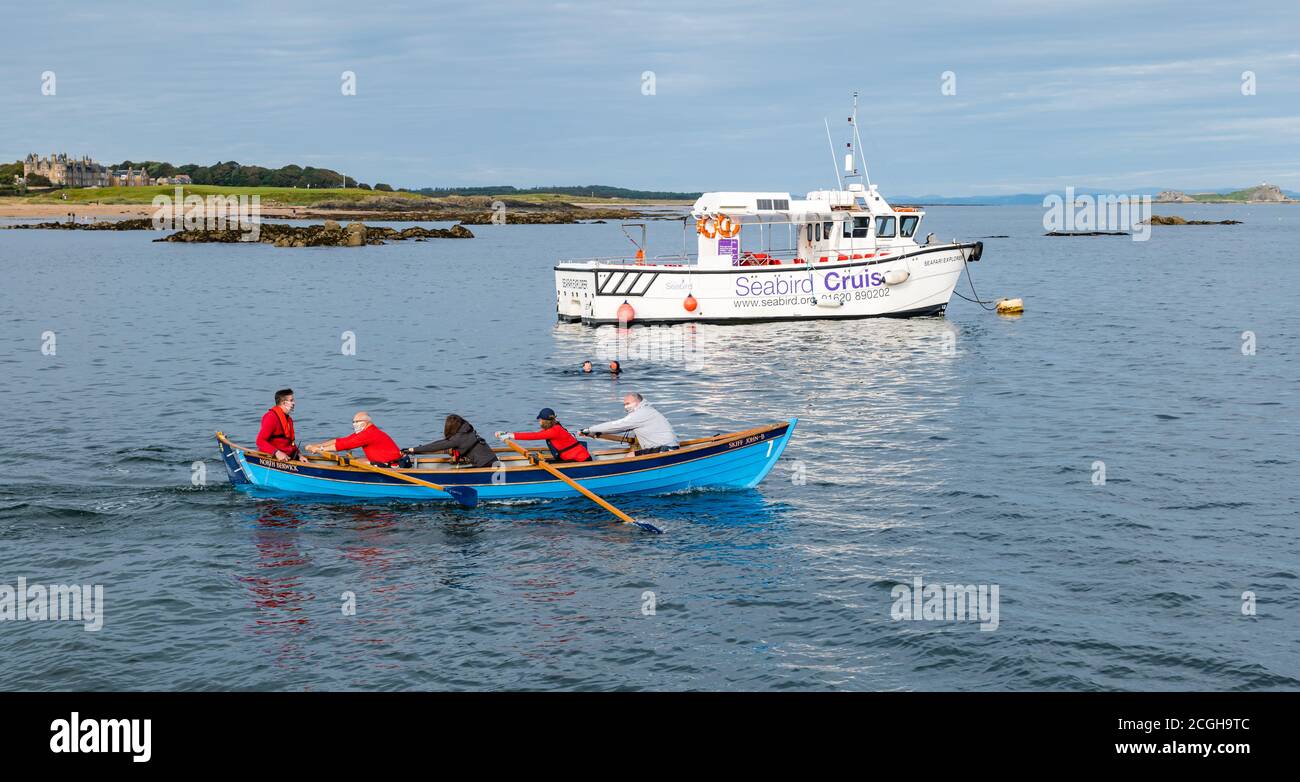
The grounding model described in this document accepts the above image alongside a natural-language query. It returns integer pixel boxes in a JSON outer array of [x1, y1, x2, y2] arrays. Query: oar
[[316, 451, 478, 508], [500, 438, 662, 534]]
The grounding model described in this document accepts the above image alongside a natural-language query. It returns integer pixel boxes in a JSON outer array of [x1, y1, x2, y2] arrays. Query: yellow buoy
[[995, 297, 1025, 315]]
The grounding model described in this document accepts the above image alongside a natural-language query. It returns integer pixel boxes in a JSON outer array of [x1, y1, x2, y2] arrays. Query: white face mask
[[352, 421, 366, 433], [624, 402, 637, 412]]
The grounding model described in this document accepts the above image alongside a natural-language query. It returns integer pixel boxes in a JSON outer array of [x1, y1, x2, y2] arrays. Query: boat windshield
[[900, 215, 920, 238]]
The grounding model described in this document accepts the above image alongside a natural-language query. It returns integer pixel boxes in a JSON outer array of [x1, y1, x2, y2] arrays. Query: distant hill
[[414, 184, 701, 201]]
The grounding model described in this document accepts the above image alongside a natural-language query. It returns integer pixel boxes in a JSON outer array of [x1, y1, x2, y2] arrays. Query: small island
[[1155, 183, 1293, 203], [1143, 215, 1242, 226]]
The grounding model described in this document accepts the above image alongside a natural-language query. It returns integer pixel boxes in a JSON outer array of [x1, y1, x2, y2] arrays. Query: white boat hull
[[555, 243, 977, 325]]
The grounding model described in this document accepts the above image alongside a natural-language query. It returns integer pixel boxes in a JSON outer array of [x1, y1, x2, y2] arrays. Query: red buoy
[[617, 300, 635, 325], [683, 294, 698, 312]]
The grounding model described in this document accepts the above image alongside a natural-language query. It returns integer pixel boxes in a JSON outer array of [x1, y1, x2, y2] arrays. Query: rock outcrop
[[1242, 183, 1286, 202], [2, 218, 159, 230], [1143, 215, 1242, 226], [1155, 190, 1195, 203], [155, 221, 474, 246]]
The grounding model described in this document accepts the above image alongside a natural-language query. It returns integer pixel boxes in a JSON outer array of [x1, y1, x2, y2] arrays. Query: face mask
[[352, 422, 366, 433], [624, 403, 636, 412]]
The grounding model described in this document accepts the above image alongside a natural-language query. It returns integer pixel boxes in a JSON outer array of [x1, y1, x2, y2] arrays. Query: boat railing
[[559, 248, 814, 268], [557, 253, 698, 267]]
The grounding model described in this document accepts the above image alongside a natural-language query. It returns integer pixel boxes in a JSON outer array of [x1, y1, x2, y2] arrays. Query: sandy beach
[[0, 199, 319, 220]]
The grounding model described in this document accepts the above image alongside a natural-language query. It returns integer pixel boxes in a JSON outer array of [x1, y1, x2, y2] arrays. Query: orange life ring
[[716, 214, 741, 238], [696, 216, 717, 239]]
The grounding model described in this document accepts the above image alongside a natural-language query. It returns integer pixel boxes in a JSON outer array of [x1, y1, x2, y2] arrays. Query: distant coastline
[[897, 182, 1298, 206], [2, 180, 1295, 220]]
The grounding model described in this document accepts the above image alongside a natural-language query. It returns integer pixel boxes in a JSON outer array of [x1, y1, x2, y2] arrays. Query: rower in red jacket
[[257, 388, 300, 461], [497, 408, 592, 462], [305, 411, 406, 467]]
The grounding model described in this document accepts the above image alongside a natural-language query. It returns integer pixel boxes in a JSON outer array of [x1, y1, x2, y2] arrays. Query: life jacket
[[268, 405, 295, 448], [544, 423, 590, 462]]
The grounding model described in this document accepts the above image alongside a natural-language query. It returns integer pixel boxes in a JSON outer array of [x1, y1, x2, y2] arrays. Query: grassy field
[[1189, 190, 1256, 202], [26, 185, 433, 206], [20, 185, 687, 207], [492, 192, 694, 205]]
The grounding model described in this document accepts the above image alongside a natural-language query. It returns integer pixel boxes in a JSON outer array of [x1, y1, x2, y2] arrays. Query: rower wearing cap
[[496, 408, 592, 463]]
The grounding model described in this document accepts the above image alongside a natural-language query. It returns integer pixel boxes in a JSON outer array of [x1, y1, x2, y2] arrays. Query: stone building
[[111, 167, 155, 187], [24, 153, 111, 187]]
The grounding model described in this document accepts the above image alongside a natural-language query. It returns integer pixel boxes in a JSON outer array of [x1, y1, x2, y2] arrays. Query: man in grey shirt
[[583, 393, 680, 452]]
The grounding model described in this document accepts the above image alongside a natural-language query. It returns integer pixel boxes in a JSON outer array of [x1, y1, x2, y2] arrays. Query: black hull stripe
[[561, 303, 946, 326]]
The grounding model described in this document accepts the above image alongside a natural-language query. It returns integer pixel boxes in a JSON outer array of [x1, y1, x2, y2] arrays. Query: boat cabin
[[690, 183, 924, 269]]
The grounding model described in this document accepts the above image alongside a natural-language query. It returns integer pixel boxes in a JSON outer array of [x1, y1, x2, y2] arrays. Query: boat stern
[[555, 264, 593, 321]]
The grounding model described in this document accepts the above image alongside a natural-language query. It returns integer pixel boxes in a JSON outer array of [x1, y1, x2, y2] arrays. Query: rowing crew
[[255, 389, 680, 468]]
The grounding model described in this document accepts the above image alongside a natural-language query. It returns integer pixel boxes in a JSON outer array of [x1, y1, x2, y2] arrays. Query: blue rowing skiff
[[215, 419, 796, 501]]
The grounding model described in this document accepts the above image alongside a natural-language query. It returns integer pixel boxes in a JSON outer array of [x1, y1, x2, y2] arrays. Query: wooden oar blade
[[444, 485, 479, 509]]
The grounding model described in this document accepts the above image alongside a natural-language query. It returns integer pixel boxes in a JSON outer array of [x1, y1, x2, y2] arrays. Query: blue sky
[[3, 0, 1298, 195]]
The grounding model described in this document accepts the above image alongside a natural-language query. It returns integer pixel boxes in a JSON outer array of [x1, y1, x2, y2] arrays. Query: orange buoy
[[683, 293, 698, 312], [617, 300, 635, 324]]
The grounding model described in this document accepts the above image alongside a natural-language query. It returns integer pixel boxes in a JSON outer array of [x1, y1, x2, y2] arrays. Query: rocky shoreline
[[3, 218, 475, 246], [3, 218, 159, 230], [157, 220, 473, 246]]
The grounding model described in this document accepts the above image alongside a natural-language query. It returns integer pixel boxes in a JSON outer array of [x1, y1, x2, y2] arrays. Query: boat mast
[[843, 91, 871, 189]]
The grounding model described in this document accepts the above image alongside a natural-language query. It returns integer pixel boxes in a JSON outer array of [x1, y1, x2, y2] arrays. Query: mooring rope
[[952, 249, 999, 311]]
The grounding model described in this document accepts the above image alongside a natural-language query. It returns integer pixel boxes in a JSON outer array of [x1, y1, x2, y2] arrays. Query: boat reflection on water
[[237, 501, 314, 673], [332, 507, 412, 683]]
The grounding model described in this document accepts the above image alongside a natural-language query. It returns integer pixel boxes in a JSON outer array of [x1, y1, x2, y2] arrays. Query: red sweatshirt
[[334, 424, 403, 464], [257, 407, 298, 457], [512, 424, 591, 462]]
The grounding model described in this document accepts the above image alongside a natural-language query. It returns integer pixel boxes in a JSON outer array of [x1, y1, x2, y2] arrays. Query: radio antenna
[[824, 117, 843, 190]]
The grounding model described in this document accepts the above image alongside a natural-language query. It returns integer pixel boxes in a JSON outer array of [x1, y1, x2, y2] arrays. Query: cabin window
[[823, 221, 833, 241], [875, 216, 896, 238], [806, 223, 814, 242], [899, 215, 919, 237], [815, 222, 822, 242], [852, 215, 870, 238]]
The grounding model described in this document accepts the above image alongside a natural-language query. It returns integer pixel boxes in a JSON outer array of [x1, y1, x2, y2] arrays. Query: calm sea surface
[[1, 204, 1296, 690]]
